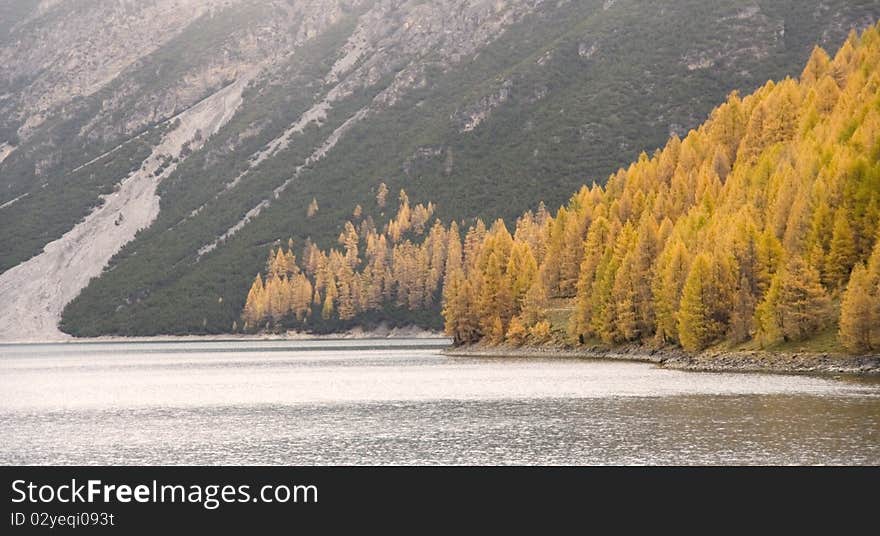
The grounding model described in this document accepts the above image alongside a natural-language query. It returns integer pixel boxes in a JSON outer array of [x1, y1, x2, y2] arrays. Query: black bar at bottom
[[1, 466, 876, 532]]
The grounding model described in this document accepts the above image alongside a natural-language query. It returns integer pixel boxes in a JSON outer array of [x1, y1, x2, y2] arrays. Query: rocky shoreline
[[443, 344, 880, 376]]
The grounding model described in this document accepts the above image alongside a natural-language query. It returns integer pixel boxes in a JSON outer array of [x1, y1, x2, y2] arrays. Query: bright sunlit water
[[1, 339, 878, 465]]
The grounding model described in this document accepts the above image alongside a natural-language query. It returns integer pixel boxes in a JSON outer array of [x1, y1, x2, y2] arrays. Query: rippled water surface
[[1, 339, 878, 465]]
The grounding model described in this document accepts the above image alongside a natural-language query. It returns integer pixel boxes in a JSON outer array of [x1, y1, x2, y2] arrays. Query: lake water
[[1, 339, 878, 465]]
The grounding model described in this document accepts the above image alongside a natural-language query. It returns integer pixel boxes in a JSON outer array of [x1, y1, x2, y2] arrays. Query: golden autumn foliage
[[244, 24, 880, 355], [306, 197, 319, 218], [839, 236, 880, 352], [242, 189, 455, 330], [441, 24, 880, 353]]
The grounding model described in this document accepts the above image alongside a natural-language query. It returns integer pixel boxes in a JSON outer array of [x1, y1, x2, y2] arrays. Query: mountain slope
[[0, 0, 877, 338]]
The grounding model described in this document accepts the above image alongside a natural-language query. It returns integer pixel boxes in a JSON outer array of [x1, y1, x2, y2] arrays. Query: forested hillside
[[444, 24, 880, 354], [1, 1, 877, 339], [242, 24, 880, 354]]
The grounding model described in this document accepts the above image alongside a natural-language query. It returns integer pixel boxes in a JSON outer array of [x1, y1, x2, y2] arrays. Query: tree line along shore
[[241, 24, 880, 369]]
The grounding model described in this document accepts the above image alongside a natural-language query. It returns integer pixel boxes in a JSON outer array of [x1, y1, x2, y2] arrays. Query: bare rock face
[[2, 0, 540, 145], [1, 1, 373, 144], [457, 79, 513, 132], [2, 0, 236, 135], [0, 143, 13, 165]]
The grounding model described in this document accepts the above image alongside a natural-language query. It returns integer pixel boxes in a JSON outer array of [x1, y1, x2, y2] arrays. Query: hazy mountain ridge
[[0, 0, 877, 338]]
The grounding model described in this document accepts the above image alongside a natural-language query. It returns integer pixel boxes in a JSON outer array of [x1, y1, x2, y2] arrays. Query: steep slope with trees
[[441, 24, 880, 354], [244, 23, 880, 356], [0, 1, 877, 338]]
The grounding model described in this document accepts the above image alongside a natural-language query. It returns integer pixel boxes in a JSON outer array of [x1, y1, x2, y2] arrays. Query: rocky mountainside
[[0, 0, 877, 339]]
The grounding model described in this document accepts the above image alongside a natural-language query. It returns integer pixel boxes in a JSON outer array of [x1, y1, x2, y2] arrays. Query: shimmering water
[[1, 339, 878, 465]]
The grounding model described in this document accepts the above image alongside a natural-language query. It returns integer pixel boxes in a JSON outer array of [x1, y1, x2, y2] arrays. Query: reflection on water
[[1, 339, 878, 465]]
